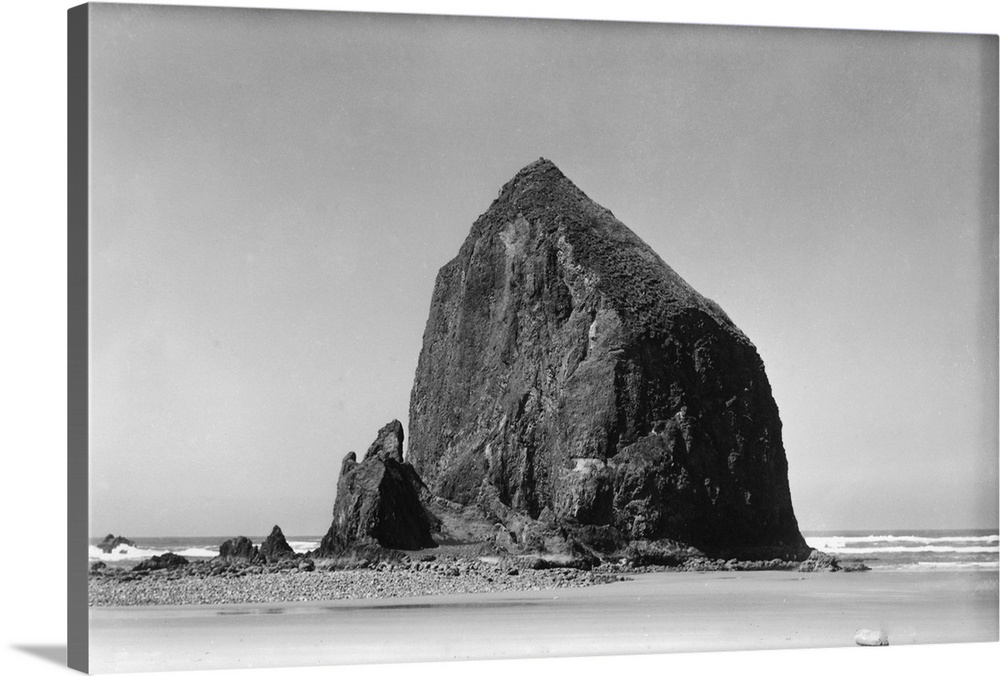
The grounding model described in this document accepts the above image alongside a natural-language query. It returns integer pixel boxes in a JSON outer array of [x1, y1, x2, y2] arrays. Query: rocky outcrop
[[260, 525, 296, 563], [133, 552, 189, 571], [318, 420, 438, 554], [407, 158, 808, 560], [217, 536, 263, 564], [798, 549, 871, 572], [97, 534, 135, 553], [798, 549, 840, 572]]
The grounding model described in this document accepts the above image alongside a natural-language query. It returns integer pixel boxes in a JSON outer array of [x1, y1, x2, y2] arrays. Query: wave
[[89, 544, 219, 562], [89, 539, 320, 562], [863, 561, 1000, 572], [89, 544, 148, 561], [805, 535, 999, 550], [807, 544, 999, 555], [286, 540, 320, 553], [908, 561, 1000, 570], [171, 547, 220, 558]]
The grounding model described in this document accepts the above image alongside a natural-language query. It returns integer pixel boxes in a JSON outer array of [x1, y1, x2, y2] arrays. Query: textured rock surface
[[408, 158, 807, 558], [318, 420, 438, 554], [217, 536, 263, 564], [98, 534, 135, 553], [133, 552, 189, 571], [260, 525, 296, 563]]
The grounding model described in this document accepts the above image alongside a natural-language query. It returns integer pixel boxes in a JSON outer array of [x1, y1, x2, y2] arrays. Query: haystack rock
[[407, 158, 808, 559], [318, 420, 438, 554]]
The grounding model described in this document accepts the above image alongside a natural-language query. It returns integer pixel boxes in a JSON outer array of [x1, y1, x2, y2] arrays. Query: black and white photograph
[[4, 2, 1000, 676]]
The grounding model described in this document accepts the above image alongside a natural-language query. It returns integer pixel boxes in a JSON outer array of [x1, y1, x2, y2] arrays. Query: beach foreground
[[89, 569, 998, 673]]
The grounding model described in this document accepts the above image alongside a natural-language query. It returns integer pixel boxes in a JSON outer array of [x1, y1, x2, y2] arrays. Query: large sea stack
[[407, 158, 808, 559]]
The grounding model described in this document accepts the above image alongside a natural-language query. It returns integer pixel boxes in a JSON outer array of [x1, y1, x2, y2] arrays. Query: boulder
[[407, 158, 808, 560], [97, 533, 135, 553], [260, 525, 296, 563], [854, 629, 889, 646], [839, 559, 872, 572], [133, 552, 189, 571], [798, 549, 840, 572], [217, 536, 263, 564], [317, 420, 439, 554], [619, 539, 700, 567]]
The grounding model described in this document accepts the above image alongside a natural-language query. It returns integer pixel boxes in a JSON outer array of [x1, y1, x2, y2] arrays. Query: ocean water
[[803, 529, 1000, 571], [88, 535, 323, 563], [89, 530, 1000, 572]]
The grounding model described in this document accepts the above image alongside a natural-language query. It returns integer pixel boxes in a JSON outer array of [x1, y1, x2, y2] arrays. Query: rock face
[[217, 536, 263, 564], [97, 534, 135, 553], [133, 552, 189, 571], [260, 525, 296, 563], [407, 158, 807, 559], [318, 420, 438, 554]]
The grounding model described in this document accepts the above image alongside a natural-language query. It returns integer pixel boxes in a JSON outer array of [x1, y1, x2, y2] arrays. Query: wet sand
[[88, 569, 998, 673]]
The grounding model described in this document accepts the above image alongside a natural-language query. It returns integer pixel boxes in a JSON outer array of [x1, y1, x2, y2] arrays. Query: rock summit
[[405, 158, 807, 560]]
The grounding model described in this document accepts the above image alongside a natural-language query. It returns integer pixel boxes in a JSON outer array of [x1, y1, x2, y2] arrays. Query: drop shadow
[[11, 644, 67, 667]]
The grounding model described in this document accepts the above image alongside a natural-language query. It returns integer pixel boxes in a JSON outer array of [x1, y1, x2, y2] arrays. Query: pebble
[[88, 559, 620, 606], [89, 552, 836, 606]]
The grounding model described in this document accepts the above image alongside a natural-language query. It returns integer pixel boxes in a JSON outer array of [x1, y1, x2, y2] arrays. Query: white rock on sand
[[854, 628, 889, 646]]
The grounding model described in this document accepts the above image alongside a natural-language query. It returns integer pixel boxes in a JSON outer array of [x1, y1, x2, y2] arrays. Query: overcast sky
[[87, 2, 997, 537]]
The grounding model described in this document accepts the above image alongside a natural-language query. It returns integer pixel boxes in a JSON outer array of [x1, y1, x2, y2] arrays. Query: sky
[[86, 2, 998, 537]]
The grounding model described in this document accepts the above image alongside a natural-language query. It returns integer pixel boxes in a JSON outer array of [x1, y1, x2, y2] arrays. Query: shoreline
[[88, 560, 624, 606], [88, 548, 869, 607], [89, 568, 999, 673]]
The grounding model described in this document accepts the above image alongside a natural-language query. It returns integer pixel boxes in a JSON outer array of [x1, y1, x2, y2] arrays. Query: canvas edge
[[68, 3, 90, 673], [978, 33, 1000, 509]]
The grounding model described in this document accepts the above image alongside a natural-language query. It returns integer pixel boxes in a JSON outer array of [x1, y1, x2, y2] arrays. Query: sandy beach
[[88, 569, 998, 673]]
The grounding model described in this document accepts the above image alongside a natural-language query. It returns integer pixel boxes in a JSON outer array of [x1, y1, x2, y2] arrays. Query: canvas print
[[70, 2, 999, 673]]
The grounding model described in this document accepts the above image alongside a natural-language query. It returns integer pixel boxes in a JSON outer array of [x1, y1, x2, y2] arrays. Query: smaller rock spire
[[363, 419, 404, 463]]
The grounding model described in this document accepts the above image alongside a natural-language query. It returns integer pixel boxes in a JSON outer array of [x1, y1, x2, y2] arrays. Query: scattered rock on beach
[[795, 549, 870, 573], [798, 550, 841, 572], [260, 525, 296, 563], [854, 629, 889, 646], [839, 560, 871, 572], [217, 536, 264, 564], [97, 533, 135, 553], [133, 552, 189, 571], [88, 553, 622, 606]]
